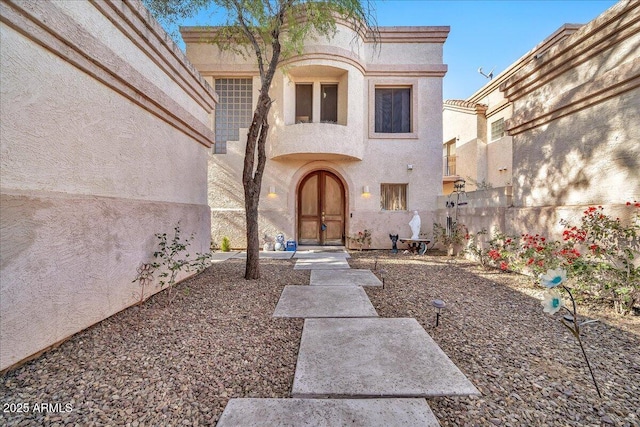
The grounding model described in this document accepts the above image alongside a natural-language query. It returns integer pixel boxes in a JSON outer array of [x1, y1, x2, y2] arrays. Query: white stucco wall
[[0, 0, 216, 371]]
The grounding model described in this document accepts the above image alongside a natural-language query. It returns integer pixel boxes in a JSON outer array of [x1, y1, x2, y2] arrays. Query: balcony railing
[[443, 155, 456, 176]]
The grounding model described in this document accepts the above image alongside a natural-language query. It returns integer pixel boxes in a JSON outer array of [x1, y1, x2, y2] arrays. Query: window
[[491, 118, 505, 141], [375, 88, 411, 133], [215, 78, 253, 154], [320, 84, 338, 123], [295, 84, 313, 123], [443, 140, 456, 176], [380, 184, 407, 211]]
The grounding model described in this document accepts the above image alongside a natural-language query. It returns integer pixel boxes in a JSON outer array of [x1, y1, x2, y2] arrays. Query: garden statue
[[274, 233, 286, 251], [409, 210, 421, 239], [263, 232, 274, 251], [389, 234, 399, 254]]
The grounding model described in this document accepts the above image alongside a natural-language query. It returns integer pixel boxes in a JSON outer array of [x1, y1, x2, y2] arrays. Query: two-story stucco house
[[182, 22, 449, 249]]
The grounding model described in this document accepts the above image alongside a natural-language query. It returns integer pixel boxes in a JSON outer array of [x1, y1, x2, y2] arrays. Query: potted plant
[[433, 221, 469, 256]]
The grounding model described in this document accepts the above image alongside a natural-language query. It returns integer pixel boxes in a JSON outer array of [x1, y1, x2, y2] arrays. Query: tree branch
[[232, 0, 266, 80]]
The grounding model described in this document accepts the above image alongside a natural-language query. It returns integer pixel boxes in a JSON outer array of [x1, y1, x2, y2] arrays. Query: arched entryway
[[298, 170, 345, 245]]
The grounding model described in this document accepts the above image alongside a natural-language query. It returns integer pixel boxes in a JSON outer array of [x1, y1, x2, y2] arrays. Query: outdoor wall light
[[267, 185, 276, 197], [432, 299, 446, 327], [362, 186, 370, 195], [407, 164, 414, 171]]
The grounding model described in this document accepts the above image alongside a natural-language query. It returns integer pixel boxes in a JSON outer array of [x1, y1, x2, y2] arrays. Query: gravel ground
[[1, 251, 639, 426]]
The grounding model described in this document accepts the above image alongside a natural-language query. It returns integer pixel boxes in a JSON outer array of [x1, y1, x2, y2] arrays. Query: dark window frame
[[374, 87, 412, 133], [320, 84, 338, 123], [295, 83, 313, 123]]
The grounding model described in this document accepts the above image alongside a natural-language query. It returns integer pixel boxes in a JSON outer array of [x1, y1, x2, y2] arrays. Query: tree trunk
[[244, 191, 260, 280], [243, 96, 271, 280], [240, 9, 283, 280]]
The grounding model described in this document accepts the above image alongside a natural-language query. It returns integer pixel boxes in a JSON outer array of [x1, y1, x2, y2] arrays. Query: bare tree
[[145, 0, 376, 279]]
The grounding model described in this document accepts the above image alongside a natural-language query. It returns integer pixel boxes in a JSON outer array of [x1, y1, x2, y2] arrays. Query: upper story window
[[215, 78, 253, 154], [321, 84, 338, 123], [295, 84, 313, 123], [380, 183, 407, 211], [369, 80, 417, 139], [443, 139, 456, 176], [491, 118, 505, 141], [295, 83, 339, 124], [375, 87, 411, 133]]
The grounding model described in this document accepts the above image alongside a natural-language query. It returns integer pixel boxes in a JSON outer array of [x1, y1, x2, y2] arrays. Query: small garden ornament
[[263, 232, 274, 251], [389, 234, 399, 254], [540, 268, 602, 398]]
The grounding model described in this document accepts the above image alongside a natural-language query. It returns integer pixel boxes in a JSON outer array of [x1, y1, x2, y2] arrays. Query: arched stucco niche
[[282, 63, 351, 126], [289, 161, 354, 243]]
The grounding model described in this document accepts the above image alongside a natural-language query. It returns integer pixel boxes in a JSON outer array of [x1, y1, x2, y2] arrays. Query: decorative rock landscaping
[[1, 251, 638, 426]]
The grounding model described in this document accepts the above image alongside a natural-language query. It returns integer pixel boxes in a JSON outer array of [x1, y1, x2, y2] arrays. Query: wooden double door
[[298, 171, 345, 245]]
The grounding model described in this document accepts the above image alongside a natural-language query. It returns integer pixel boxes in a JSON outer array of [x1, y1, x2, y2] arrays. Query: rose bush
[[471, 202, 639, 314], [560, 203, 639, 314]]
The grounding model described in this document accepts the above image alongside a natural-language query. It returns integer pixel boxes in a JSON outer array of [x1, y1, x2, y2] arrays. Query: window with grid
[[214, 78, 253, 154], [491, 118, 505, 141], [375, 87, 411, 133], [380, 184, 407, 211]]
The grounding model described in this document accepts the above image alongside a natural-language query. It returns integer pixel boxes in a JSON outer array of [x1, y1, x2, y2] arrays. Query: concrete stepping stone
[[232, 251, 294, 259], [293, 256, 350, 270], [294, 250, 350, 259], [292, 318, 480, 398], [310, 269, 382, 287], [273, 286, 378, 318], [217, 398, 440, 427], [210, 252, 240, 263]]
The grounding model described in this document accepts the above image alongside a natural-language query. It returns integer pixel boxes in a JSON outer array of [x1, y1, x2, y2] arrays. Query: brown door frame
[[297, 170, 346, 245]]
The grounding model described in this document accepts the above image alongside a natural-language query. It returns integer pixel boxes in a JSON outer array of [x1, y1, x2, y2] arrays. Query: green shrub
[[134, 223, 212, 306], [221, 236, 231, 252]]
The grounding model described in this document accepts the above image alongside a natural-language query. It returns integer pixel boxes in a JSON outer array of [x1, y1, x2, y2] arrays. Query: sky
[[173, 0, 618, 100]]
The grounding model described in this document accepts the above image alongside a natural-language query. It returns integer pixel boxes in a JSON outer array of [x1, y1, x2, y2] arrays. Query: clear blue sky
[[172, 0, 618, 100]]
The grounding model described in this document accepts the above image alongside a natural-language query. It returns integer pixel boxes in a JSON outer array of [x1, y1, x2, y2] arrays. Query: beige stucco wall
[[0, 0, 215, 371], [184, 23, 448, 249], [503, 0, 639, 214], [436, 1, 639, 245], [443, 108, 480, 146], [486, 135, 513, 187]]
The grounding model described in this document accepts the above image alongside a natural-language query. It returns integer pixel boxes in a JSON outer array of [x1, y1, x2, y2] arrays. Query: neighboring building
[[182, 23, 449, 248], [0, 0, 215, 371], [442, 24, 581, 194], [440, 0, 639, 238]]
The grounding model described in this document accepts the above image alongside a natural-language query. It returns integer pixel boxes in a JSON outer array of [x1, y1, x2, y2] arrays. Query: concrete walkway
[[310, 269, 382, 287], [273, 286, 378, 318], [216, 398, 440, 427], [292, 317, 480, 398], [217, 248, 478, 426]]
